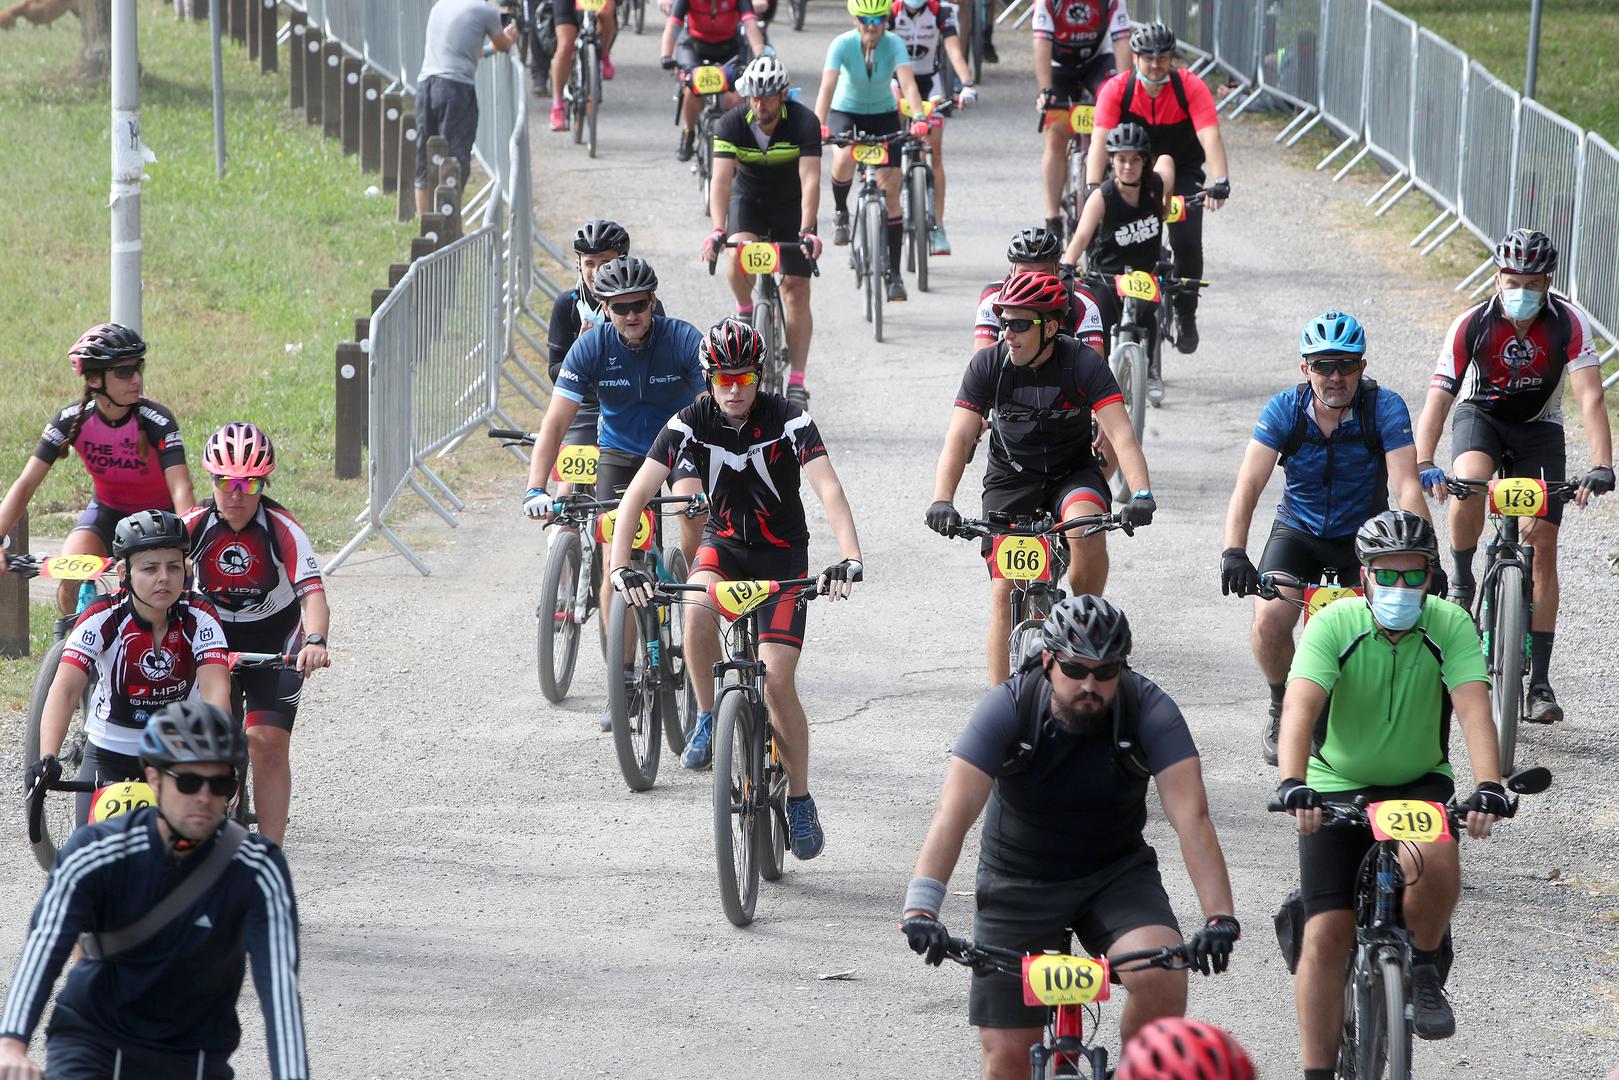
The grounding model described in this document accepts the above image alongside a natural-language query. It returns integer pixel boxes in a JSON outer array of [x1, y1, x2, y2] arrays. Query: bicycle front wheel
[[1489, 564, 1527, 773], [909, 164, 931, 293], [25, 639, 92, 871], [606, 593, 662, 792], [570, 60, 585, 144], [864, 196, 886, 343], [752, 297, 782, 395], [713, 690, 760, 926], [1113, 337, 1148, 444], [538, 530, 584, 703], [756, 717, 787, 882], [659, 546, 697, 756]]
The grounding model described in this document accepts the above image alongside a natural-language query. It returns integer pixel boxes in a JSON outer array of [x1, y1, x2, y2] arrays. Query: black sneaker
[[886, 270, 908, 302], [1526, 684, 1563, 724], [676, 130, 695, 162], [1445, 581, 1476, 611], [1262, 699, 1281, 766], [832, 210, 851, 246], [1175, 308, 1199, 354], [982, 39, 999, 63], [1411, 963, 1456, 1040]]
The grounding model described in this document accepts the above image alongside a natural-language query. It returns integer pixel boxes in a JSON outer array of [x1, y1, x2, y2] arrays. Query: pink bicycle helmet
[[1117, 1018, 1256, 1080], [202, 422, 276, 478]]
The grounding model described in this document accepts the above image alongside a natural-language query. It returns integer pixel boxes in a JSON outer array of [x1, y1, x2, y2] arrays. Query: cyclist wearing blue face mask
[[1413, 228, 1614, 724]]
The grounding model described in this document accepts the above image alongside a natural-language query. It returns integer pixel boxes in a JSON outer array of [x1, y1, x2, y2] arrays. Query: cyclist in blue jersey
[[1218, 311, 1431, 765], [814, 0, 932, 303]]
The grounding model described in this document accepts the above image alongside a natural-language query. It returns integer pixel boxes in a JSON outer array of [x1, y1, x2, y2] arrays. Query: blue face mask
[[1368, 583, 1424, 631], [1500, 287, 1544, 321], [1138, 69, 1171, 86]]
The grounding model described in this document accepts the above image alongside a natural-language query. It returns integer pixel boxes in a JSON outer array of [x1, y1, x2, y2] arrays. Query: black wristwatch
[[304, 634, 327, 647]]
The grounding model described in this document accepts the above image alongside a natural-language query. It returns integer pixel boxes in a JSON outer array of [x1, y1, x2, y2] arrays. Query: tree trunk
[[79, 0, 112, 80]]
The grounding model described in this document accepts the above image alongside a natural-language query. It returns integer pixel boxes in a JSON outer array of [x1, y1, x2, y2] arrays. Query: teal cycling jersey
[[825, 29, 911, 114], [554, 316, 706, 457]]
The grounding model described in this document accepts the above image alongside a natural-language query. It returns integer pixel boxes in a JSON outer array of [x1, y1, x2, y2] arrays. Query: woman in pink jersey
[[0, 323, 195, 616]]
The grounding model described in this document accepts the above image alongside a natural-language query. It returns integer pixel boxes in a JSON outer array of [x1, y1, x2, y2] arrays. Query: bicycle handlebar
[[708, 238, 821, 278], [487, 427, 536, 446], [942, 935, 1194, 977], [1443, 475, 1579, 502], [949, 511, 1135, 541], [546, 492, 709, 525], [228, 651, 300, 671]]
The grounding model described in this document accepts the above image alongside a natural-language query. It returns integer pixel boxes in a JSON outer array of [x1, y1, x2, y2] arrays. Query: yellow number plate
[[88, 781, 156, 825], [738, 241, 780, 275], [40, 554, 113, 581], [1488, 477, 1548, 518], [852, 143, 890, 166], [1303, 585, 1361, 623], [1165, 194, 1187, 224], [1021, 954, 1111, 1007], [709, 579, 781, 619], [986, 535, 1052, 582], [691, 65, 728, 95], [1069, 104, 1095, 134], [1115, 271, 1160, 302], [595, 508, 654, 552], [577, 0, 607, 11], [1368, 800, 1452, 844], [551, 443, 601, 484]]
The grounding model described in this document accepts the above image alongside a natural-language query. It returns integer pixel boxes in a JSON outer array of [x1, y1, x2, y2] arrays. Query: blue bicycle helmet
[[1299, 309, 1367, 357]]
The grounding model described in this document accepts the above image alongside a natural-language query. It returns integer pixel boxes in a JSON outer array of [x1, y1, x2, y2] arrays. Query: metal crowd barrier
[[1454, 61, 1518, 289], [1509, 98, 1583, 298], [1314, 0, 1366, 173], [1260, 0, 1326, 145], [1407, 28, 1466, 254], [1212, 0, 1260, 110], [1574, 134, 1619, 371], [1358, 1, 1415, 213]]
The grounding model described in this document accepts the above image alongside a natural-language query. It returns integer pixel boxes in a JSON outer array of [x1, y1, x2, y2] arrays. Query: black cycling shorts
[[74, 742, 145, 828], [72, 500, 140, 553], [826, 108, 903, 168], [969, 846, 1181, 1028], [1049, 51, 1115, 105], [45, 1030, 233, 1080], [1298, 772, 1455, 918], [692, 540, 809, 648], [233, 665, 304, 732], [562, 401, 601, 451], [1450, 402, 1568, 526], [1258, 521, 1360, 588], [676, 32, 747, 75], [725, 191, 813, 277], [982, 463, 1108, 524], [551, 0, 592, 30]]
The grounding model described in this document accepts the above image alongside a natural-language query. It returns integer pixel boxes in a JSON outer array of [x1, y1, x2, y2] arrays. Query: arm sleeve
[[1183, 73, 1220, 130], [1287, 606, 1345, 692], [1430, 308, 1473, 395], [823, 35, 844, 75], [648, 418, 688, 470], [1077, 347, 1124, 411], [712, 110, 742, 160], [681, 324, 707, 395], [1107, 0, 1131, 38], [189, 601, 231, 666], [939, 4, 959, 38], [0, 838, 100, 1042], [883, 33, 910, 73], [670, 0, 689, 20], [482, 6, 505, 36], [1376, 389, 1415, 453], [34, 411, 73, 465], [974, 283, 1002, 343], [951, 681, 1020, 774], [60, 605, 112, 673], [547, 293, 578, 381], [139, 403, 187, 469], [269, 511, 325, 597], [1251, 390, 1293, 452], [1092, 75, 1123, 128], [795, 108, 823, 156], [1135, 676, 1199, 775], [789, 413, 829, 466], [1562, 299, 1601, 371], [244, 845, 310, 1080], [554, 334, 594, 404], [955, 350, 994, 414], [1030, 0, 1053, 40]]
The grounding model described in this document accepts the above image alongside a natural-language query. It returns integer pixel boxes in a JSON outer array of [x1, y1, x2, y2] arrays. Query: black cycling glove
[[660, 55, 678, 70], [610, 566, 654, 607], [1463, 780, 1511, 818], [1220, 548, 1259, 597], [925, 500, 961, 537], [819, 559, 863, 600], [1207, 177, 1231, 200], [901, 914, 952, 967], [1581, 465, 1615, 496], [1187, 914, 1241, 976], [1120, 494, 1156, 528], [1428, 558, 1449, 598], [1277, 777, 1319, 811], [24, 754, 60, 793]]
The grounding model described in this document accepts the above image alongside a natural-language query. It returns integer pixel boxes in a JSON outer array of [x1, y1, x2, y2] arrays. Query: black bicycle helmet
[[1493, 228, 1557, 275], [701, 318, 767, 373], [573, 218, 631, 256], [1354, 510, 1438, 565], [1006, 226, 1063, 265], [1042, 595, 1132, 662], [69, 322, 146, 376], [112, 510, 189, 562], [1106, 122, 1152, 156], [139, 701, 247, 770], [1130, 20, 1176, 56], [591, 255, 659, 298]]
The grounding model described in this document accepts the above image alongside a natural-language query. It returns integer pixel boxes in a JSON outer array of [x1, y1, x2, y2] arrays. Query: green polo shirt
[[1288, 595, 1489, 792]]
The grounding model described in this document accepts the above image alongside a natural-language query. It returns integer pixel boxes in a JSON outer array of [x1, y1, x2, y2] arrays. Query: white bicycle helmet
[[738, 54, 790, 98]]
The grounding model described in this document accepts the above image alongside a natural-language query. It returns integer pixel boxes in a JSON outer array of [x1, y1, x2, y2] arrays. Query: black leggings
[[1165, 170, 1206, 308], [74, 743, 144, 828]]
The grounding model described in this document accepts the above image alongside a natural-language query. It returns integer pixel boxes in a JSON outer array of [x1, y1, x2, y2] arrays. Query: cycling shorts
[[45, 1031, 233, 1080], [1258, 521, 1359, 589], [552, 0, 607, 29], [563, 401, 601, 452], [1049, 52, 1114, 106], [1298, 772, 1454, 918], [74, 742, 144, 828], [71, 500, 137, 553], [969, 846, 1180, 1028], [692, 539, 809, 649], [726, 191, 814, 278], [981, 463, 1107, 529], [676, 32, 747, 75], [826, 109, 903, 168], [1450, 402, 1568, 526], [233, 666, 303, 732]]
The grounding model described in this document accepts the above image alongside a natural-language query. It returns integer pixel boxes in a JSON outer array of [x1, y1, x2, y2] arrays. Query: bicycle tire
[[865, 196, 886, 343], [910, 164, 930, 293], [752, 299, 781, 395], [538, 529, 584, 704], [570, 57, 585, 144], [606, 593, 662, 792], [756, 714, 787, 882], [1378, 951, 1412, 1079], [25, 638, 92, 871], [1489, 564, 1527, 774], [586, 43, 601, 158], [1349, 946, 1392, 1079], [1007, 620, 1045, 676], [659, 545, 696, 756], [713, 690, 760, 926]]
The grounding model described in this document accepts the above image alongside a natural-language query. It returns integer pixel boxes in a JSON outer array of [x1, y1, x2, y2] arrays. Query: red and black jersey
[[183, 497, 324, 652], [1432, 293, 1600, 425], [1031, 0, 1129, 65], [648, 393, 828, 548], [670, 0, 754, 45], [955, 336, 1123, 475], [62, 592, 229, 757]]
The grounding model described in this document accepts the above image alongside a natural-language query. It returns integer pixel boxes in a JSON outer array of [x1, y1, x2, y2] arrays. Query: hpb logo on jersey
[[215, 542, 256, 577], [138, 647, 177, 680]]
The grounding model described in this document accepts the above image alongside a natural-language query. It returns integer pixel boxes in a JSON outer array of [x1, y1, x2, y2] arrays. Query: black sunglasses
[[1306, 357, 1363, 376], [1051, 657, 1124, 681], [1000, 317, 1045, 334], [160, 767, 237, 797], [106, 360, 146, 380], [609, 299, 653, 316]]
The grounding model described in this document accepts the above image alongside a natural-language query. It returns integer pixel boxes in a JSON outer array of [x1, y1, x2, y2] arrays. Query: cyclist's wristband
[[904, 876, 947, 919]]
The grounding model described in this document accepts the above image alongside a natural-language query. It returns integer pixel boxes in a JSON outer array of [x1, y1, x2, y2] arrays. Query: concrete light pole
[[110, 0, 145, 332], [1524, 0, 1544, 100]]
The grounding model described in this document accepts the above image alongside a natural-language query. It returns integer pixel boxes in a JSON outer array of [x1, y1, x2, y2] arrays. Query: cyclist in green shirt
[[1274, 510, 1506, 1075]]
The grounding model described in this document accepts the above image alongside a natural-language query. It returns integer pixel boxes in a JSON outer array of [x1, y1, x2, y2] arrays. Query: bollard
[[410, 236, 436, 262], [244, 0, 258, 61], [334, 342, 366, 480], [381, 92, 403, 194], [355, 317, 369, 343], [360, 72, 384, 172], [288, 10, 306, 109], [396, 110, 418, 221], [0, 511, 28, 659], [371, 287, 392, 313], [434, 157, 463, 240], [321, 42, 344, 141], [340, 57, 363, 156], [229, 0, 246, 44], [189, 0, 205, 20], [388, 262, 409, 287], [303, 29, 324, 126], [259, 0, 276, 73], [420, 213, 447, 249], [422, 134, 448, 194]]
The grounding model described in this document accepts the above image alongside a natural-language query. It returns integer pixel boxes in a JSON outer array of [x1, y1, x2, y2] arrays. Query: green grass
[[1386, 0, 1619, 144], [0, 2, 415, 709]]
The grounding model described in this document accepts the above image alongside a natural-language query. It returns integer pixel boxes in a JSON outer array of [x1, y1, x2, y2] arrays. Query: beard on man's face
[[1049, 683, 1111, 737]]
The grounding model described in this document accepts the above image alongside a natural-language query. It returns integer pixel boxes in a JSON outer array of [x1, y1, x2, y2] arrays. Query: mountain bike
[[1255, 569, 1363, 625], [1266, 766, 1550, 1079], [939, 937, 1200, 1077], [826, 127, 908, 343], [946, 510, 1132, 673], [1443, 474, 1578, 773], [897, 97, 955, 294], [655, 575, 824, 926], [566, 0, 606, 156], [683, 57, 741, 210], [711, 239, 818, 396]]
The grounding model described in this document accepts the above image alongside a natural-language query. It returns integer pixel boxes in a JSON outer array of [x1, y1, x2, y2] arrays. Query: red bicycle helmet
[[700, 318, 767, 373], [1116, 1018, 1255, 1080], [202, 422, 276, 478], [69, 322, 146, 376], [992, 271, 1069, 314]]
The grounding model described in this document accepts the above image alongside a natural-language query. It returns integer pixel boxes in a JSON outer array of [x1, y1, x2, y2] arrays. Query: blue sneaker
[[786, 793, 825, 860], [681, 711, 713, 770]]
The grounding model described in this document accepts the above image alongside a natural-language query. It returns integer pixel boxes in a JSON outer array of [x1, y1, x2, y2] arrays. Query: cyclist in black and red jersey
[[974, 226, 1104, 353], [609, 319, 863, 860], [0, 324, 194, 619], [1412, 229, 1613, 724], [660, 0, 767, 162], [1033, 0, 1131, 235], [25, 511, 232, 830], [182, 423, 331, 847]]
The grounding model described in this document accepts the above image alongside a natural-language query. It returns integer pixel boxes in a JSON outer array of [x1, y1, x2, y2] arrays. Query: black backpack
[[999, 652, 1150, 781]]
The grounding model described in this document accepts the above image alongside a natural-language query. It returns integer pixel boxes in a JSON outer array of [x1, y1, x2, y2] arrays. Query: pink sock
[[737, 304, 754, 318], [788, 371, 806, 388]]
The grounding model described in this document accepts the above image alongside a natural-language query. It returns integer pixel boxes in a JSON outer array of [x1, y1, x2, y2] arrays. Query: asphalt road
[[2, 5, 1617, 1078]]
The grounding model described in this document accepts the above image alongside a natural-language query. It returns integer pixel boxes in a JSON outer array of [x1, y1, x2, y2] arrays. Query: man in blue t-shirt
[[1218, 311, 1431, 765]]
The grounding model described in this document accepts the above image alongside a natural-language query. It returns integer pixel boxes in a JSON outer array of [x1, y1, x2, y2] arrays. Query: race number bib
[[1022, 954, 1111, 1007], [88, 781, 156, 825], [691, 65, 728, 95], [1303, 585, 1361, 622], [986, 535, 1053, 582], [595, 508, 654, 551], [577, 0, 608, 11], [41, 554, 113, 581], [551, 444, 600, 484], [852, 143, 889, 166], [709, 579, 781, 619], [1115, 271, 1160, 302], [1368, 800, 1452, 843], [1488, 477, 1548, 518], [1165, 195, 1187, 224], [738, 242, 780, 275], [1068, 104, 1095, 134]]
